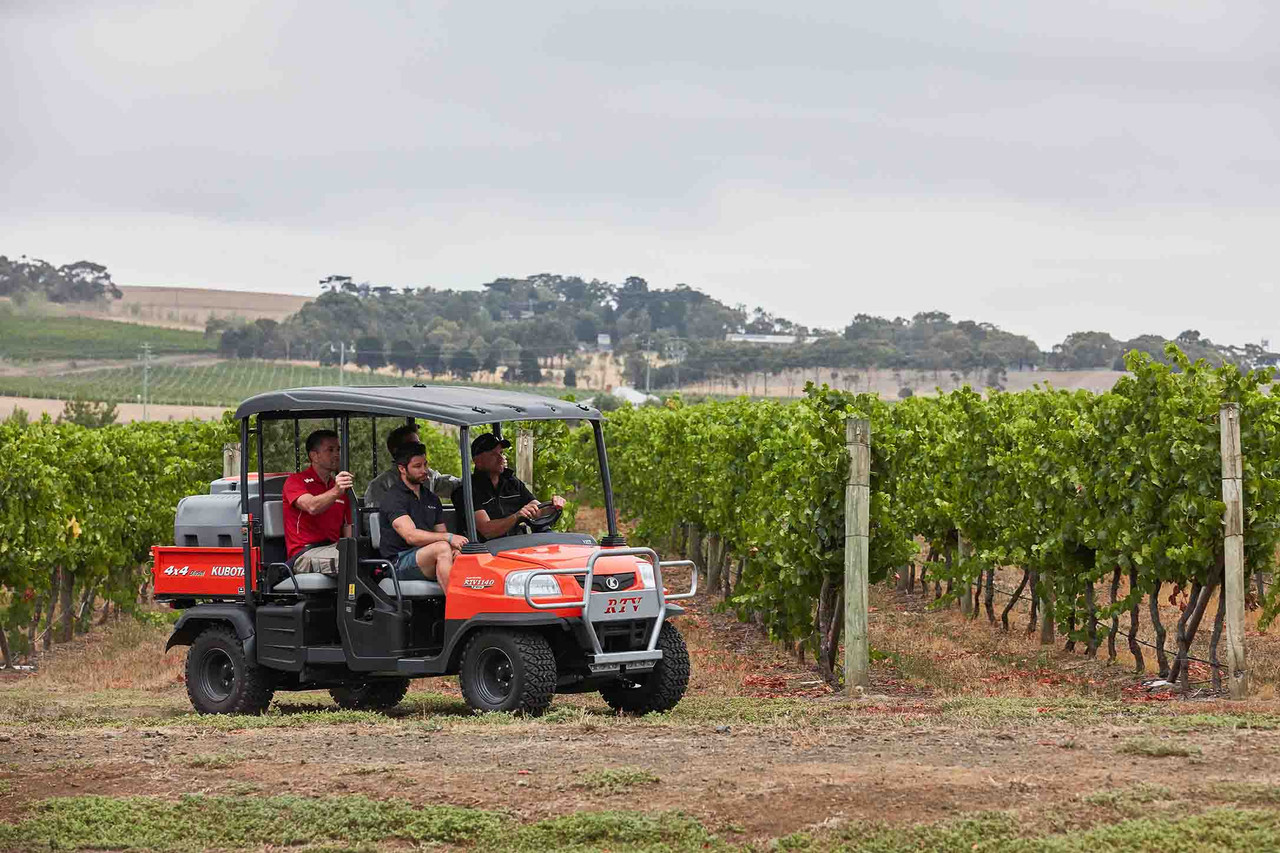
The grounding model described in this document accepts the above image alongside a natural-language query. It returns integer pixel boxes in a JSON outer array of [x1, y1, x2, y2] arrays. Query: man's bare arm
[[294, 472, 354, 515], [474, 508, 534, 539], [434, 523, 468, 550], [391, 515, 453, 547]]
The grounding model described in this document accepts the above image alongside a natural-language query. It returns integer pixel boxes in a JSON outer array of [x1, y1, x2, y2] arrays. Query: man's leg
[[414, 541, 454, 589], [293, 545, 340, 575]]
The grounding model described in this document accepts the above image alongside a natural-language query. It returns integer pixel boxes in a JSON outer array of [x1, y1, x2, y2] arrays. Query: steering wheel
[[525, 500, 562, 533]]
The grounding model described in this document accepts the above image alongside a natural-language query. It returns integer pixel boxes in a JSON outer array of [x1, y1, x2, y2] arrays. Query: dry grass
[[33, 615, 186, 693], [882, 564, 1280, 698], [870, 584, 1114, 699]]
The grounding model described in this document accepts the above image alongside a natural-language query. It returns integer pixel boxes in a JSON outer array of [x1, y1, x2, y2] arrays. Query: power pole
[[645, 335, 652, 394], [331, 341, 347, 386], [138, 342, 152, 421]]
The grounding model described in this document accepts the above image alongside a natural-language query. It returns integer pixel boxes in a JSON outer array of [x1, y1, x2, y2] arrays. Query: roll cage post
[[593, 420, 624, 546], [457, 425, 484, 552], [239, 416, 257, 612]]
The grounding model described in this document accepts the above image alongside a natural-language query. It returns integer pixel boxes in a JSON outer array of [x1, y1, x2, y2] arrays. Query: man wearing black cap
[[469, 433, 566, 541]]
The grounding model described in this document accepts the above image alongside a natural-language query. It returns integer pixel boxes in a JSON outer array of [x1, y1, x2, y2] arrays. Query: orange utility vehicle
[[154, 386, 695, 716]]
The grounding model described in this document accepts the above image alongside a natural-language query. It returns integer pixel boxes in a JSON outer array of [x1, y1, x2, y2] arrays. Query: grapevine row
[[0, 416, 234, 661], [592, 345, 1280, 685]]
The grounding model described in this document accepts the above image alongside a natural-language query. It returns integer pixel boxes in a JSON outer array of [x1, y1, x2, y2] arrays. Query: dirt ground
[[4, 574, 1280, 848]]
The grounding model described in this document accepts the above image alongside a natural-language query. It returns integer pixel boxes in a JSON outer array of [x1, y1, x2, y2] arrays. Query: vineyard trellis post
[[844, 417, 871, 692], [1219, 402, 1250, 698], [223, 443, 241, 479], [516, 429, 534, 489]]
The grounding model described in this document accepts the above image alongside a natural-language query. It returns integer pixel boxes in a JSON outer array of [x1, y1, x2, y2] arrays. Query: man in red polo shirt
[[282, 429, 354, 574]]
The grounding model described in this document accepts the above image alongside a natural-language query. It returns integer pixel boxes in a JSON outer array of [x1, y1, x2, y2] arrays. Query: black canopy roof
[[233, 385, 600, 426]]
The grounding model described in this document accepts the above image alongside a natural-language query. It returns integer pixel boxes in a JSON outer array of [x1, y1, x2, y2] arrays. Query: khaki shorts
[[292, 544, 340, 576]]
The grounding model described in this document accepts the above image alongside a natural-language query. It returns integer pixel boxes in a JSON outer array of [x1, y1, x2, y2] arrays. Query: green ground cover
[[5, 794, 1280, 851], [0, 359, 555, 406], [0, 311, 214, 360]]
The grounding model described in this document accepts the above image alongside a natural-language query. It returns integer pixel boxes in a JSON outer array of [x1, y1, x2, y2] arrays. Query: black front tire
[[600, 621, 690, 714], [185, 626, 274, 715], [330, 679, 411, 711], [458, 630, 556, 716]]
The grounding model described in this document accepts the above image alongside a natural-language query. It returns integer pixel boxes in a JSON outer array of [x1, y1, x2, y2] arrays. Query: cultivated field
[[0, 310, 214, 361], [77, 286, 310, 331], [4, 574, 1280, 852], [0, 360, 578, 408]]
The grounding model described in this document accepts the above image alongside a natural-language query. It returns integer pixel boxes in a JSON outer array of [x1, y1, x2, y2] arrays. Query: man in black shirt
[[469, 433, 566, 541], [379, 442, 467, 587]]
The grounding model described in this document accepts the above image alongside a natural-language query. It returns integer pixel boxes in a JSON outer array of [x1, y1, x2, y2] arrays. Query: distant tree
[[420, 341, 443, 377], [51, 261, 122, 302], [4, 406, 30, 427], [355, 335, 386, 372], [450, 348, 479, 379], [519, 349, 543, 383], [1050, 331, 1122, 370], [898, 387, 914, 399], [593, 392, 625, 412], [57, 399, 118, 428], [563, 366, 577, 387], [389, 339, 418, 376]]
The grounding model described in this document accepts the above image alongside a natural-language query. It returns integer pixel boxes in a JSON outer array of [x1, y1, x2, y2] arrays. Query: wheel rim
[[199, 648, 236, 703], [474, 647, 515, 705]]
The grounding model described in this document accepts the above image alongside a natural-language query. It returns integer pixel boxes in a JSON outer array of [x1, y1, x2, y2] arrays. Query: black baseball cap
[[470, 433, 512, 456]]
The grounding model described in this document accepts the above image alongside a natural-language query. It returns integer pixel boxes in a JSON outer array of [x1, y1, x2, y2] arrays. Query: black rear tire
[[600, 621, 690, 714], [330, 678, 411, 711], [458, 630, 556, 716], [185, 626, 274, 715]]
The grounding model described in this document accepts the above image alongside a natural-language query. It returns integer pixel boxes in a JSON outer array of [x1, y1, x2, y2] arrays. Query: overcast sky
[[3, 1, 1277, 349]]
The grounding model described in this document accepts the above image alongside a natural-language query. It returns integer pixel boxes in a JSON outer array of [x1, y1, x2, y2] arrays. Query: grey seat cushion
[[272, 573, 338, 593], [378, 578, 445, 598], [263, 500, 285, 539]]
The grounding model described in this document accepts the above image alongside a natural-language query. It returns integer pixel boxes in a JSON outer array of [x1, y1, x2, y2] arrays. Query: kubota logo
[[211, 566, 244, 577], [603, 596, 642, 615]]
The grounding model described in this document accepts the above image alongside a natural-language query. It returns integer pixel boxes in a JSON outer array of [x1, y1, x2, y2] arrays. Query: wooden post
[[845, 417, 871, 692], [1220, 402, 1250, 698], [959, 534, 974, 617], [516, 429, 534, 490], [222, 443, 241, 479]]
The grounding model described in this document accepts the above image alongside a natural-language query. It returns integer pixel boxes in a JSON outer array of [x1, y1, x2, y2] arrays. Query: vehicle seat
[[272, 573, 338, 593], [441, 505, 461, 534], [261, 500, 287, 566], [378, 578, 444, 598]]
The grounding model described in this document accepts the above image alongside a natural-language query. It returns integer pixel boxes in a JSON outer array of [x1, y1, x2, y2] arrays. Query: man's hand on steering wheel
[[524, 497, 565, 533]]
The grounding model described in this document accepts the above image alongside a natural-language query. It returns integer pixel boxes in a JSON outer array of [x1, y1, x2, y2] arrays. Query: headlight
[[504, 571, 562, 598], [637, 562, 655, 588]]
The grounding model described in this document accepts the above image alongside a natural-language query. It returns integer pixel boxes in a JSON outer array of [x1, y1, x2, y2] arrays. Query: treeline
[[209, 274, 741, 374], [0, 255, 122, 304], [210, 271, 1262, 389], [593, 345, 1280, 686]]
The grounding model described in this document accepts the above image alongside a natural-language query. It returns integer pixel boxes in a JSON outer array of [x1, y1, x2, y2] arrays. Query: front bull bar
[[521, 547, 698, 667]]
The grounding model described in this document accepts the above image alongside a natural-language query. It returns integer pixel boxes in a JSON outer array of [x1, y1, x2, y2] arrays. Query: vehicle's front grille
[[573, 571, 636, 592], [593, 618, 653, 652]]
